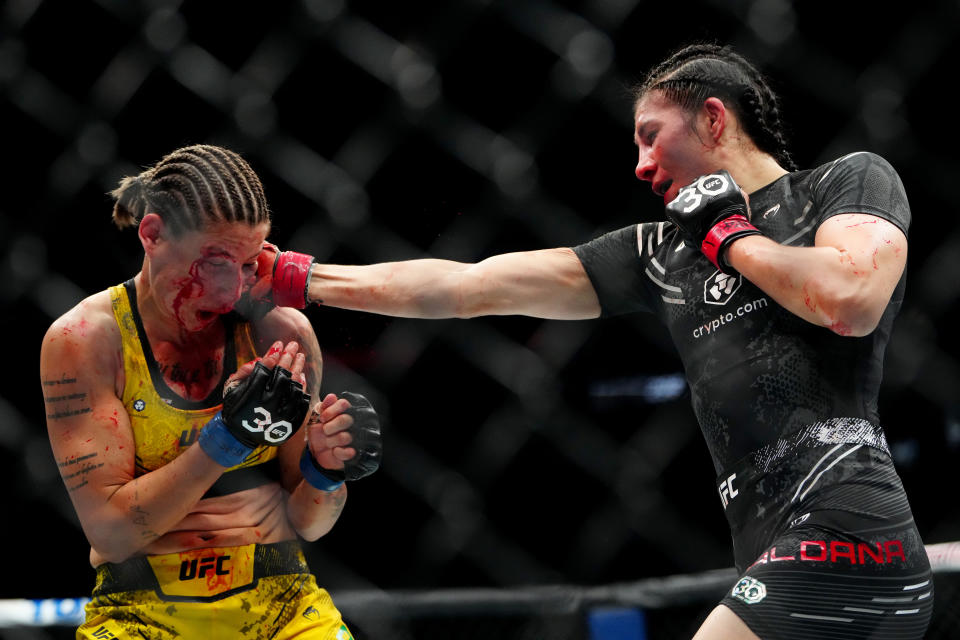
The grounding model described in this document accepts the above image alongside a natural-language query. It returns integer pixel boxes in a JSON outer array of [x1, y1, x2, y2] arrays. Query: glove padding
[[665, 170, 761, 272], [233, 243, 316, 319], [221, 362, 311, 448], [338, 391, 382, 481], [272, 250, 315, 309], [305, 391, 382, 483]]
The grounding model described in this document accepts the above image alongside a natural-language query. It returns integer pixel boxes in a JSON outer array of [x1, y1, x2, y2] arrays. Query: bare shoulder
[[250, 307, 323, 398], [249, 307, 317, 354], [41, 290, 121, 381]]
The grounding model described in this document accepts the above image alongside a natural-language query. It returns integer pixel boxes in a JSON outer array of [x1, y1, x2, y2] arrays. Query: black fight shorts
[[717, 418, 932, 640]]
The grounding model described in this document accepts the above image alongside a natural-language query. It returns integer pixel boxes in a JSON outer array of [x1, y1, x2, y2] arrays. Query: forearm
[[306, 260, 473, 318], [285, 481, 348, 541], [83, 445, 224, 562], [727, 235, 881, 336], [305, 250, 599, 320]]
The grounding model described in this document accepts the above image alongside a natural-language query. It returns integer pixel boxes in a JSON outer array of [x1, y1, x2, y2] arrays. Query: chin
[[176, 309, 219, 332]]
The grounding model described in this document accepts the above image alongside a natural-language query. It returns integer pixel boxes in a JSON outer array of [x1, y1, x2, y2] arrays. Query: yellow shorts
[[77, 541, 353, 640]]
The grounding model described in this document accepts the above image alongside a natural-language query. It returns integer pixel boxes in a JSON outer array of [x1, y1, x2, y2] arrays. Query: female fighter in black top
[[251, 44, 932, 639]]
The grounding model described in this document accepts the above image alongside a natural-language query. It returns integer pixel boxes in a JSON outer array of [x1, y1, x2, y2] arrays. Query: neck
[[720, 147, 788, 194]]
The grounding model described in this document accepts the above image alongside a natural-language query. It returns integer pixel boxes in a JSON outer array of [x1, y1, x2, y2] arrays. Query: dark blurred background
[[3, 0, 960, 638]]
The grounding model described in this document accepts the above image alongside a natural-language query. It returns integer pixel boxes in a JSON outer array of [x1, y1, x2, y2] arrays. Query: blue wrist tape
[[198, 412, 255, 468], [299, 447, 345, 492]]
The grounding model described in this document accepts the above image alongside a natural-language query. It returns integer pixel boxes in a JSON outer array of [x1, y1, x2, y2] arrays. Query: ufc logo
[[700, 176, 725, 193], [92, 627, 116, 638], [179, 555, 231, 581], [718, 473, 738, 509], [670, 173, 731, 213], [243, 407, 293, 443]]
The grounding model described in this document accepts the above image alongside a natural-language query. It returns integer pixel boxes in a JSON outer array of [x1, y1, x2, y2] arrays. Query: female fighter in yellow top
[[40, 144, 381, 640]]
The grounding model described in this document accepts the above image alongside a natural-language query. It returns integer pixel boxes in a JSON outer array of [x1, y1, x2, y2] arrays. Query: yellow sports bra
[[109, 281, 280, 492]]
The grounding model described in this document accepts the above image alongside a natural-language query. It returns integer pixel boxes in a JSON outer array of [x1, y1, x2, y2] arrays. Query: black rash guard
[[573, 152, 910, 474]]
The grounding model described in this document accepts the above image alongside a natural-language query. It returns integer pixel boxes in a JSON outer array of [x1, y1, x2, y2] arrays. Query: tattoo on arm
[[44, 392, 87, 403], [43, 380, 92, 421], [330, 491, 346, 519], [297, 332, 323, 399], [46, 406, 93, 420], [129, 504, 149, 526], [314, 488, 347, 520], [58, 453, 104, 493], [42, 375, 79, 387]]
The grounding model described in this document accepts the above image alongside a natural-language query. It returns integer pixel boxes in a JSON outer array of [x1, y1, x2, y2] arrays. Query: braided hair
[[110, 144, 270, 234], [635, 44, 797, 171]]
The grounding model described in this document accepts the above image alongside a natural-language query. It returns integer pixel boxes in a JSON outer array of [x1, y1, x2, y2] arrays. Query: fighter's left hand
[[305, 391, 382, 482]]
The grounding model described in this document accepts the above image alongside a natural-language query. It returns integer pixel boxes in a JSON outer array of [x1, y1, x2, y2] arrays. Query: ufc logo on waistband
[[179, 556, 231, 581], [718, 473, 738, 509]]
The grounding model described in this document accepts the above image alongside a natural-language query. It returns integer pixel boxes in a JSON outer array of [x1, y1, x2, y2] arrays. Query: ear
[[702, 97, 727, 144], [138, 213, 166, 256]]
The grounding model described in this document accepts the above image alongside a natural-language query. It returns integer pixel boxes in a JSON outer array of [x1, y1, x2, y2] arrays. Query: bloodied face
[[150, 221, 269, 332]]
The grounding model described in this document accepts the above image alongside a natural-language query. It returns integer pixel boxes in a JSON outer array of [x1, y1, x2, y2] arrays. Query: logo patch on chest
[[704, 271, 742, 305]]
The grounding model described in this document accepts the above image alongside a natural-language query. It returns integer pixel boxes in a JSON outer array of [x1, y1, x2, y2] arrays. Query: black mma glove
[[664, 170, 761, 273], [299, 391, 382, 491], [199, 362, 311, 467]]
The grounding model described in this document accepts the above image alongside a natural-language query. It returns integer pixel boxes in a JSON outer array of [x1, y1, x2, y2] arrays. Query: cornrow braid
[[110, 144, 271, 234], [635, 44, 797, 171]]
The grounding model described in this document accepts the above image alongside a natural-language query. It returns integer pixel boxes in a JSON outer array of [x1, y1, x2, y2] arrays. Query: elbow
[[88, 536, 140, 564], [818, 290, 883, 337], [294, 522, 335, 542], [287, 486, 346, 541], [83, 518, 148, 564], [289, 506, 336, 541], [93, 547, 136, 564]]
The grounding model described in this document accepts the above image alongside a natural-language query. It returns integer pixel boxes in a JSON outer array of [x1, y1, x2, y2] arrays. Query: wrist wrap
[[272, 251, 315, 309], [701, 214, 761, 273], [198, 412, 255, 467], [299, 446, 345, 492]]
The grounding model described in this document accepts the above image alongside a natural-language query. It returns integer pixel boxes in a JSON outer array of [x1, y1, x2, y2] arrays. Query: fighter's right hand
[[198, 341, 311, 467], [665, 170, 760, 273], [246, 242, 316, 309]]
